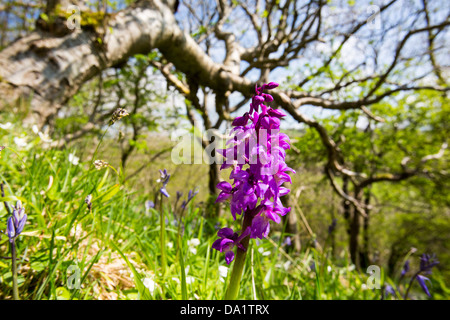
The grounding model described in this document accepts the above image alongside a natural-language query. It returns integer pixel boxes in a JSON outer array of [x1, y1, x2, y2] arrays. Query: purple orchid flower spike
[[213, 82, 295, 266], [232, 113, 250, 127]]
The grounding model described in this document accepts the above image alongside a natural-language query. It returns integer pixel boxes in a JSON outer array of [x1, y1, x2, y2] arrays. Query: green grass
[[0, 120, 447, 300]]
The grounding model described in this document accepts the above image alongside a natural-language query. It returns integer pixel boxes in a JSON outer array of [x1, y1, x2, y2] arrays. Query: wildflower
[[385, 285, 396, 298], [142, 277, 157, 295], [184, 266, 195, 284], [85, 194, 92, 210], [38, 131, 53, 144], [328, 218, 337, 234], [158, 169, 170, 198], [70, 223, 83, 238], [186, 276, 195, 285], [419, 253, 439, 274], [219, 265, 228, 283], [68, 153, 80, 166], [257, 247, 271, 256], [187, 238, 200, 255], [13, 137, 27, 148], [401, 260, 410, 277], [0, 122, 12, 130], [109, 108, 129, 125], [213, 82, 295, 264], [416, 275, 432, 297], [6, 201, 27, 243], [94, 160, 109, 170], [145, 200, 155, 211], [282, 236, 292, 247], [404, 253, 439, 299], [212, 227, 250, 264], [181, 189, 199, 209], [171, 277, 180, 284]]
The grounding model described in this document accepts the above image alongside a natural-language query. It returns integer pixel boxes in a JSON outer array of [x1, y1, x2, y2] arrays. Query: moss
[[54, 5, 110, 29], [80, 11, 109, 28]]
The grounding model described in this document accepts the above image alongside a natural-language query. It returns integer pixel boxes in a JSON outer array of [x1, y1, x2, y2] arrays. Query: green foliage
[[0, 115, 447, 300]]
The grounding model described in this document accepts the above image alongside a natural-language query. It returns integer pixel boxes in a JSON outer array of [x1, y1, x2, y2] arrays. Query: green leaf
[[111, 242, 152, 300], [40, 13, 49, 23], [95, 183, 120, 203]]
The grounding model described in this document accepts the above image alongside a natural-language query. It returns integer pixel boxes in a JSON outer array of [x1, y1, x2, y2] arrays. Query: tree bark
[[348, 187, 363, 269], [360, 188, 371, 269], [281, 192, 301, 253], [206, 162, 221, 217]]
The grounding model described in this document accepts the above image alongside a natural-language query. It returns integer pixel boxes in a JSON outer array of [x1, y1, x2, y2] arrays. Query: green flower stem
[[159, 193, 166, 276], [224, 213, 253, 300], [90, 125, 110, 168], [404, 271, 420, 300], [11, 240, 19, 300]]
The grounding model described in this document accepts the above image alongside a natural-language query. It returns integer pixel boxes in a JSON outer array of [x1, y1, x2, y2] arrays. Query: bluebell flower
[[158, 169, 171, 198], [416, 275, 432, 297], [419, 254, 439, 274], [145, 200, 155, 210], [385, 285, 396, 298], [6, 201, 27, 243], [181, 189, 199, 209], [405, 253, 439, 299], [401, 260, 410, 277], [328, 218, 337, 234], [282, 236, 292, 247]]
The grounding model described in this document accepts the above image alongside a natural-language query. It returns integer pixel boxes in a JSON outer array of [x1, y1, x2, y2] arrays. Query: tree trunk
[[329, 192, 337, 259], [342, 176, 355, 264], [360, 188, 371, 269], [281, 192, 301, 253], [349, 208, 360, 269], [349, 187, 363, 269], [206, 162, 222, 217], [342, 176, 351, 236]]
